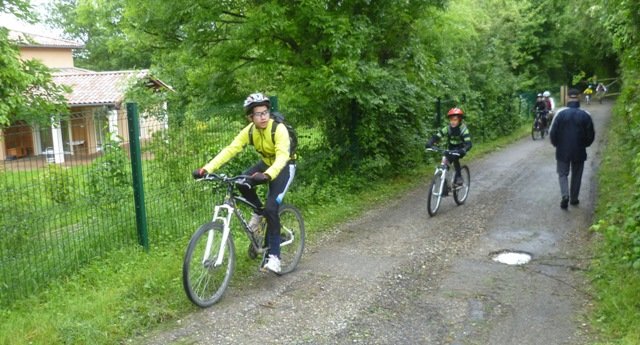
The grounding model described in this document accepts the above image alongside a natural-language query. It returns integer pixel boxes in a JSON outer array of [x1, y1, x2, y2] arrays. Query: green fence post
[[126, 103, 149, 251], [269, 95, 279, 112]]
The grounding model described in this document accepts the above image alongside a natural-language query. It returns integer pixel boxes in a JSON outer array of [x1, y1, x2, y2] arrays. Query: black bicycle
[[531, 110, 547, 140], [183, 173, 305, 308]]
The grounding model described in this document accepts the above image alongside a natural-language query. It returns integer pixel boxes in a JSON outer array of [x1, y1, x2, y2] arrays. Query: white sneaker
[[262, 255, 281, 273], [247, 213, 263, 233]]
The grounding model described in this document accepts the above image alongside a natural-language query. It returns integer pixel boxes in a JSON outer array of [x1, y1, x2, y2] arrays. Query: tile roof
[[8, 29, 84, 49], [52, 70, 170, 107]]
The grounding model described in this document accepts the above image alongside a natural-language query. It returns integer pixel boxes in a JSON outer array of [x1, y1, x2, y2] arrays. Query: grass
[[589, 108, 640, 345], [0, 123, 532, 345]]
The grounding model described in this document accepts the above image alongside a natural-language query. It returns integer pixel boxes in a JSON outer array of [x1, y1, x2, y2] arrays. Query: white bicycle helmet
[[543, 91, 551, 97], [243, 92, 270, 114]]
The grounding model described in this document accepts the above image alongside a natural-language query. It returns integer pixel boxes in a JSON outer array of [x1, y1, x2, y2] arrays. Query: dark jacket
[[534, 100, 548, 114], [550, 100, 595, 162], [428, 123, 472, 153]]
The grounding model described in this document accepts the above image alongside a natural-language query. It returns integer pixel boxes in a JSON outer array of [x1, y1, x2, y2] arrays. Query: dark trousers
[[556, 160, 584, 201], [446, 150, 464, 178], [238, 161, 296, 257]]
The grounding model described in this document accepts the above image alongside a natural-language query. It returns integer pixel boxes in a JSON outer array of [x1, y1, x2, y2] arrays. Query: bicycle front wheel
[[453, 166, 471, 205], [277, 204, 305, 275], [182, 221, 235, 308], [427, 171, 444, 217], [531, 121, 543, 140]]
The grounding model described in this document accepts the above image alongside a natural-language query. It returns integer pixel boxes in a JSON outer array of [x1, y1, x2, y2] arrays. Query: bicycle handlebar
[[426, 147, 461, 157], [196, 173, 254, 188]]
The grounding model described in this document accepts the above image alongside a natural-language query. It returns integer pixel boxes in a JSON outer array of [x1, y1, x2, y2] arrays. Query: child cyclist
[[425, 107, 473, 186]]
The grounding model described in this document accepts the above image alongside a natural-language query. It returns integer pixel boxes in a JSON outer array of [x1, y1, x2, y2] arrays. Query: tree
[[0, 0, 68, 128], [46, 0, 153, 71], [43, 0, 619, 177]]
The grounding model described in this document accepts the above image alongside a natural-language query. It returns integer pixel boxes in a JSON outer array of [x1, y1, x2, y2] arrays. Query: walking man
[[550, 88, 595, 209]]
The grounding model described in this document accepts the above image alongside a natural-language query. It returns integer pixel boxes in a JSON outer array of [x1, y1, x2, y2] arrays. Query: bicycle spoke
[[183, 222, 235, 308]]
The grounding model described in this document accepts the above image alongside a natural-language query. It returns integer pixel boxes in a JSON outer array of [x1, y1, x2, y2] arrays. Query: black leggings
[[238, 161, 296, 257], [446, 150, 465, 178]]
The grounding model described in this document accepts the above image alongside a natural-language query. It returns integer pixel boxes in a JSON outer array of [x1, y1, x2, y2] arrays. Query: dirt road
[[138, 101, 610, 345]]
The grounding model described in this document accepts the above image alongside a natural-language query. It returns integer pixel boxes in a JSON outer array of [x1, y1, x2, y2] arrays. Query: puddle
[[490, 250, 532, 265]]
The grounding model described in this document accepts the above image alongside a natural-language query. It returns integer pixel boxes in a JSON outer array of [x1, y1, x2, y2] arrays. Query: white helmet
[[243, 93, 270, 114], [543, 91, 551, 97]]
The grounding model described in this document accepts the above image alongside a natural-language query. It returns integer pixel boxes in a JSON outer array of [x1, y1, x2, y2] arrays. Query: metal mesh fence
[[0, 106, 241, 305], [0, 94, 523, 305]]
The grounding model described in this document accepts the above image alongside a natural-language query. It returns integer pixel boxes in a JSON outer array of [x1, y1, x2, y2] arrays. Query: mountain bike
[[425, 147, 470, 216], [531, 110, 546, 140], [183, 173, 305, 308]]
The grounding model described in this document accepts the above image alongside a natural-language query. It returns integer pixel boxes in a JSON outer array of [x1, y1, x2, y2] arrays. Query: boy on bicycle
[[425, 107, 473, 186], [192, 93, 296, 273]]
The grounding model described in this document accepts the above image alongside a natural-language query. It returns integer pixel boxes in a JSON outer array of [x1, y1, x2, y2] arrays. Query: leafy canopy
[[0, 0, 69, 127]]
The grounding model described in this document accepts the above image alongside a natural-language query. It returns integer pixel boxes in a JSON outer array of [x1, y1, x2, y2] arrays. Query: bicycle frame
[[434, 156, 455, 194], [428, 148, 458, 196], [183, 173, 306, 307], [205, 177, 264, 267]]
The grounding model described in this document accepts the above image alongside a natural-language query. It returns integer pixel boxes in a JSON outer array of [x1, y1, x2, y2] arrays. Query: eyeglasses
[[252, 110, 270, 117]]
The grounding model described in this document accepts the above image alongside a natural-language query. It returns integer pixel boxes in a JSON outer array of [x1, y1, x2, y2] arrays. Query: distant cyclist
[[425, 107, 473, 186], [595, 82, 607, 103], [583, 86, 593, 104], [543, 90, 555, 124], [533, 93, 549, 130]]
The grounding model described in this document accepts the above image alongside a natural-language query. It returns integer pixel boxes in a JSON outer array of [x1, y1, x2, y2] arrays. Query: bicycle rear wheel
[[277, 204, 305, 275], [453, 165, 471, 205], [182, 221, 235, 308], [427, 171, 444, 217]]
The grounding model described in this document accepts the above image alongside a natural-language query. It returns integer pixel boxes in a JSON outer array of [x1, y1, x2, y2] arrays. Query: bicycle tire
[[182, 221, 235, 308], [453, 165, 471, 205], [427, 170, 444, 217], [531, 120, 543, 140], [276, 204, 305, 275]]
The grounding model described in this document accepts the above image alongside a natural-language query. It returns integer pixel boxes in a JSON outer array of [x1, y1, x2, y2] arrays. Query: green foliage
[[9, 0, 638, 342], [0, 29, 69, 127], [590, 102, 640, 343], [587, 1, 640, 336], [0, 173, 35, 257], [46, 0, 152, 71], [86, 140, 131, 210], [42, 164, 75, 204]]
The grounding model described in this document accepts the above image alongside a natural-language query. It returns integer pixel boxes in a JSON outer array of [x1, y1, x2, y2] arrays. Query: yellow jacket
[[203, 119, 291, 179]]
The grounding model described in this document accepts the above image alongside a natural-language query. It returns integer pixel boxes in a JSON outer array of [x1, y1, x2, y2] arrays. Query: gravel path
[[136, 101, 610, 345]]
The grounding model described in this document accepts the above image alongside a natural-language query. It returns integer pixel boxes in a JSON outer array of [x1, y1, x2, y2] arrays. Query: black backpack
[[248, 111, 298, 158]]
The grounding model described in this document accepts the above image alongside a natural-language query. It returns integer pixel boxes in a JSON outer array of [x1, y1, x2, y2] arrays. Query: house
[[0, 29, 172, 163]]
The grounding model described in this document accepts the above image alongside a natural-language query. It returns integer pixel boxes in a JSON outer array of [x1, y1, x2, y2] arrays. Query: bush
[[86, 140, 131, 210], [42, 164, 75, 204]]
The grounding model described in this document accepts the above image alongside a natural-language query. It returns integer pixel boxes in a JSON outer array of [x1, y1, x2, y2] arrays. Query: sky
[[0, 0, 63, 37]]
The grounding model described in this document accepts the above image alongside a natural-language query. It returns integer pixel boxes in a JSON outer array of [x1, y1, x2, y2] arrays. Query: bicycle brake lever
[[237, 177, 253, 189]]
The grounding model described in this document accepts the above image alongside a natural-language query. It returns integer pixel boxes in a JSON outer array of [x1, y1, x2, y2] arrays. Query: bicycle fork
[[204, 204, 234, 267], [435, 158, 450, 197]]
